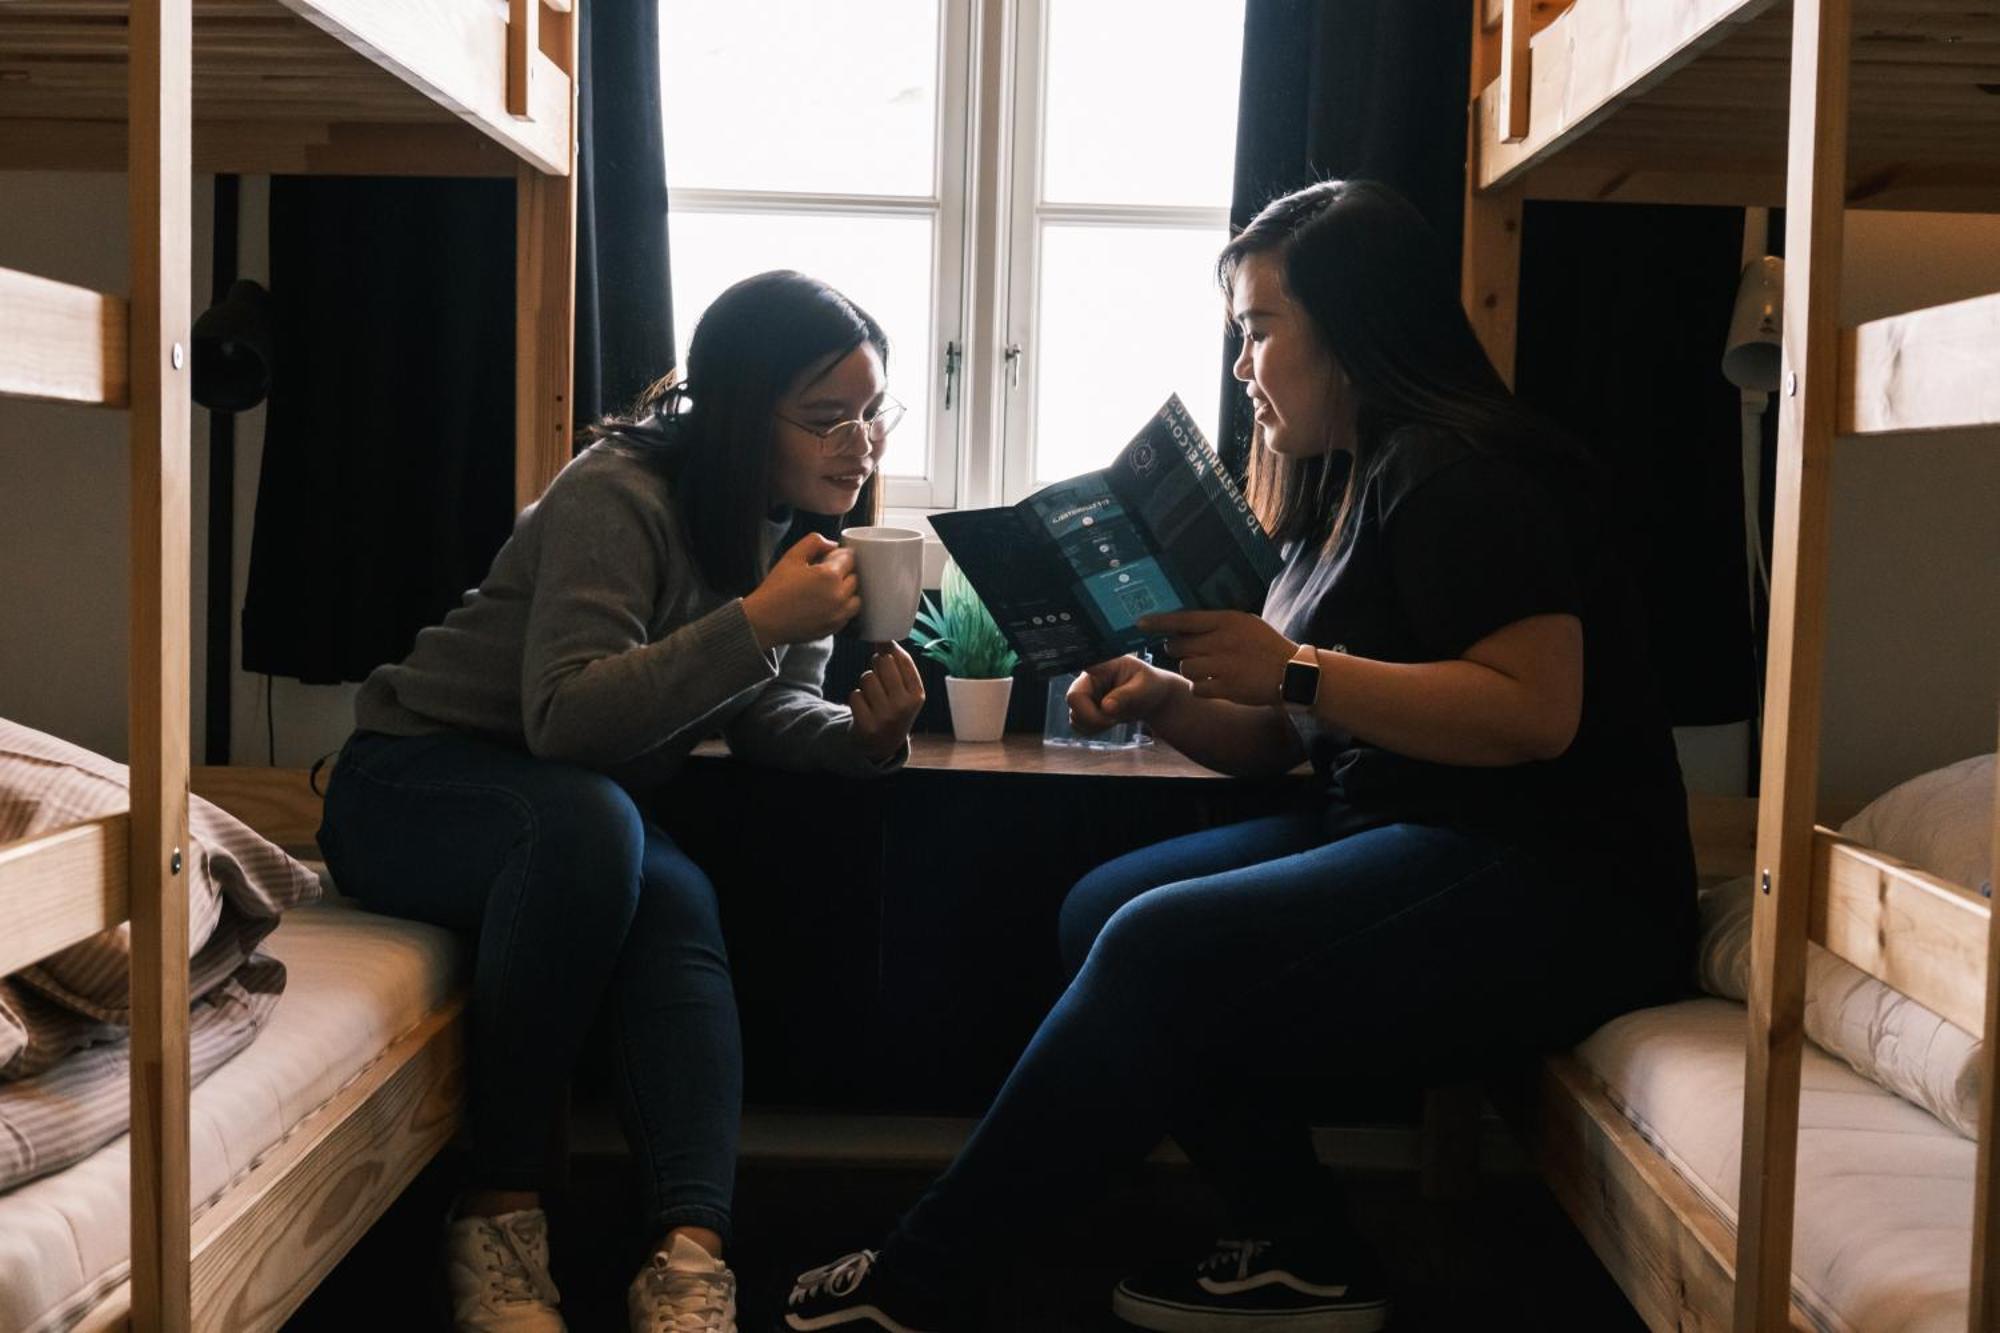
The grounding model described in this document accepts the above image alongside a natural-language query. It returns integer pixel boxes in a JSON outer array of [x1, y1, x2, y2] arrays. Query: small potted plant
[[910, 560, 1020, 742]]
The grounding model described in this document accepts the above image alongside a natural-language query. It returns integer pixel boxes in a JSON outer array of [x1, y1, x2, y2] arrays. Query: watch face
[[1281, 659, 1319, 707]]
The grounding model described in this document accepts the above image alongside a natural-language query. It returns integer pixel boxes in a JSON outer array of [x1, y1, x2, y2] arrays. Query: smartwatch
[[1280, 643, 1321, 712]]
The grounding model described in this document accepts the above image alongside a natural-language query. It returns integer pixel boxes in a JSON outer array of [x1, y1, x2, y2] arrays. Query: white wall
[[3, 183, 1995, 795], [1819, 211, 2000, 803], [0, 172, 356, 766]]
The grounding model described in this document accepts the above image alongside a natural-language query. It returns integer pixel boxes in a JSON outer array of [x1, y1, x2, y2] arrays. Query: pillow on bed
[[1839, 752, 1993, 898], [1696, 752, 1994, 1139], [0, 718, 321, 1080]]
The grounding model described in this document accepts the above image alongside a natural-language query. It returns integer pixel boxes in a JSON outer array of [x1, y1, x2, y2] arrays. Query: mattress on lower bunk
[[0, 898, 463, 1333], [1577, 997, 1974, 1333]]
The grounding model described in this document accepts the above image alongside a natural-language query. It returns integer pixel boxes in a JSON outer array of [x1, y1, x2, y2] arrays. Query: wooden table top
[[690, 733, 1229, 780]]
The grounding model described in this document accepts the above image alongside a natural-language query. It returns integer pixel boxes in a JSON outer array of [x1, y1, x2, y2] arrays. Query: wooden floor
[[285, 1144, 1645, 1332]]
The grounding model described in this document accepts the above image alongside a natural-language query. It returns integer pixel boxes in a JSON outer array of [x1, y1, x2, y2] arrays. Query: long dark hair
[[1218, 179, 1582, 546], [588, 270, 889, 595]]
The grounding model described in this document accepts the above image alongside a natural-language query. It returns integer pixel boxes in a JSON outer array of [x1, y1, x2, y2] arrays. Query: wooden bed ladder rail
[[1480, 0, 1562, 145], [1975, 711, 2000, 1330], [1498, 0, 1533, 144], [1733, 0, 2000, 1326], [1731, 0, 1851, 1321], [509, 0, 576, 121]]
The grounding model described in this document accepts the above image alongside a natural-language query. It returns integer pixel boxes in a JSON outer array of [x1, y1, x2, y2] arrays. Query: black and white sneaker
[[1111, 1238, 1391, 1332], [780, 1249, 949, 1333]]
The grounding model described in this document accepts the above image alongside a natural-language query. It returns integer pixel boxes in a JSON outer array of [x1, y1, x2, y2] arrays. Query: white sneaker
[[445, 1208, 566, 1332], [628, 1232, 737, 1332]]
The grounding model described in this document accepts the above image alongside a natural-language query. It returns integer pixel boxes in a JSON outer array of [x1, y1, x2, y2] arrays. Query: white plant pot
[[945, 675, 1013, 743]]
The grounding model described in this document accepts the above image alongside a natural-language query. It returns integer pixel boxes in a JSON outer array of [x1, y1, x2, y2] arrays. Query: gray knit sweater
[[353, 439, 893, 791]]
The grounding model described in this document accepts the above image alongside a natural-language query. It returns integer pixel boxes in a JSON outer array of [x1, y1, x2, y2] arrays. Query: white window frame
[[663, 0, 1237, 549], [996, 0, 1234, 506], [665, 0, 973, 513]]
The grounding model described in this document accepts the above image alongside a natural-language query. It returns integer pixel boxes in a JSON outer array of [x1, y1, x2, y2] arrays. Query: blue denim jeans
[[883, 809, 1626, 1286], [316, 729, 738, 1242]]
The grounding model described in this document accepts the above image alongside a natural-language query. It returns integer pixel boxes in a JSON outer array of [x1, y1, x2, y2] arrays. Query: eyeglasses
[[774, 396, 907, 457]]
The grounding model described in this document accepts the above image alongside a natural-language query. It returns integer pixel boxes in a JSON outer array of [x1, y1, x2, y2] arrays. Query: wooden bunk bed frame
[[0, 1, 580, 1327], [1460, 0, 2000, 1329]]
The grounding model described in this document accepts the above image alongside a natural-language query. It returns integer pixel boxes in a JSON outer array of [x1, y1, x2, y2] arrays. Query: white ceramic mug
[[841, 525, 926, 643]]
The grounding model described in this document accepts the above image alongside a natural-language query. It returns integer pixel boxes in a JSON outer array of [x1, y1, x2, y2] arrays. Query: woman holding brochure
[[318, 270, 924, 1333], [779, 181, 1694, 1333]]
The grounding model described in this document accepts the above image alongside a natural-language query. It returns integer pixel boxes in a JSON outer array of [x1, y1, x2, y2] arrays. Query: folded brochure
[[930, 394, 1282, 678]]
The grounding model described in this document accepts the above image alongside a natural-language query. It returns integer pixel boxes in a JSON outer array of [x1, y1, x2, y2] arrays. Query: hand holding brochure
[[930, 394, 1282, 678]]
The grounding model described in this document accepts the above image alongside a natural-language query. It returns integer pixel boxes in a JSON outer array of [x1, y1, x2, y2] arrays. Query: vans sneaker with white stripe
[[1111, 1237, 1390, 1332]]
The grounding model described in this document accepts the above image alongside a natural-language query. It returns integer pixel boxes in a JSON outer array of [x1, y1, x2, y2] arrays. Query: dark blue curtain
[[1219, 0, 1471, 481], [243, 0, 673, 684]]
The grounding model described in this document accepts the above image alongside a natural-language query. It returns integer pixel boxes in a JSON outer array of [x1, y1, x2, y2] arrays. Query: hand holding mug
[[742, 533, 859, 650]]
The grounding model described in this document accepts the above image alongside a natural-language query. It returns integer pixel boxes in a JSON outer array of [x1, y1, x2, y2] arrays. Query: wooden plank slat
[[1515, 156, 2000, 212], [1973, 713, 2000, 1332], [75, 1001, 466, 1333], [184, 1002, 463, 1332], [0, 3, 573, 171], [1839, 289, 2000, 435], [128, 0, 195, 1325], [0, 266, 129, 406], [1808, 828, 1989, 1036], [189, 766, 323, 857], [0, 817, 130, 976], [1469, 0, 2000, 208], [272, 0, 570, 174], [1508, 1056, 1817, 1332], [0, 116, 520, 176], [1733, 0, 1852, 1327], [1474, 0, 1783, 191]]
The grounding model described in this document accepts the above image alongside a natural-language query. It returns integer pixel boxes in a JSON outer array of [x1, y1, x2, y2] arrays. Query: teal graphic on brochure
[[931, 394, 1282, 677]]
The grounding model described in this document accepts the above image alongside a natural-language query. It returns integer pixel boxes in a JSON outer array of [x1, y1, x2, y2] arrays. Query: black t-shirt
[[1262, 426, 1695, 909]]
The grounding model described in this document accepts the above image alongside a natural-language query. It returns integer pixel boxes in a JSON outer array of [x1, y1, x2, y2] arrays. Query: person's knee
[[1058, 859, 1159, 976], [529, 770, 646, 907], [637, 851, 725, 950], [1079, 887, 1201, 996]]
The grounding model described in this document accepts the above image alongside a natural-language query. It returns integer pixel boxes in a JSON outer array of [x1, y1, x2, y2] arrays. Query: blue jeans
[[883, 809, 1635, 1285], [316, 729, 738, 1242]]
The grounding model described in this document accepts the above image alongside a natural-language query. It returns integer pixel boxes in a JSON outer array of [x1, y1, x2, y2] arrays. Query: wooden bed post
[[1973, 712, 2000, 1331], [514, 3, 579, 512], [1732, 0, 1851, 1327], [127, 0, 195, 1329], [1463, 0, 1525, 389]]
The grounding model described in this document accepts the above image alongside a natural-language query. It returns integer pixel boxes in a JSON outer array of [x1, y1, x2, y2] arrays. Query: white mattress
[[1577, 997, 1975, 1333], [0, 898, 464, 1333]]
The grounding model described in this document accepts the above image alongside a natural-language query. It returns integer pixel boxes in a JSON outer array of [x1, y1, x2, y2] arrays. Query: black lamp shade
[[191, 277, 273, 413]]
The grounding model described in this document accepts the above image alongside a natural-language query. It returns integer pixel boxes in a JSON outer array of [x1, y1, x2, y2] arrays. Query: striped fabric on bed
[[0, 957, 285, 1190], [0, 719, 320, 1190]]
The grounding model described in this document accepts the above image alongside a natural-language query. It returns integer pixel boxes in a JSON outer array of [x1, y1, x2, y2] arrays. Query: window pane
[[1031, 223, 1229, 487], [1041, 0, 1245, 208], [668, 211, 936, 480], [662, 1, 941, 197]]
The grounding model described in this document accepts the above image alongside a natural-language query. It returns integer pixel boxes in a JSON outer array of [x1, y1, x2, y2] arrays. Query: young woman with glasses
[[316, 270, 924, 1333], [776, 183, 1695, 1333]]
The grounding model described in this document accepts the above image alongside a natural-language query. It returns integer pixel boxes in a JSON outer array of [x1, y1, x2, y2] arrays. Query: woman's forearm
[[1150, 680, 1305, 777], [1307, 649, 1575, 766]]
